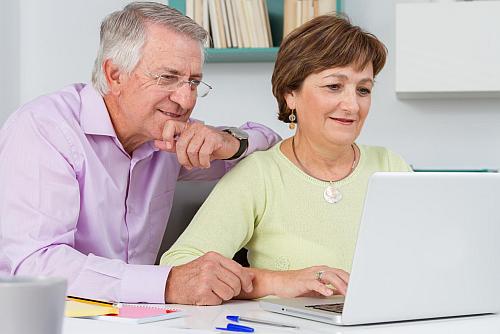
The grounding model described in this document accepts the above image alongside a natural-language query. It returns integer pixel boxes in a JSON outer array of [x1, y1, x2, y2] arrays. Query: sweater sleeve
[[160, 154, 266, 266], [386, 149, 414, 172]]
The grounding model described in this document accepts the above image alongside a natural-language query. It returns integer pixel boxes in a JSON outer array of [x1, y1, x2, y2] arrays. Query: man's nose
[[169, 82, 196, 108]]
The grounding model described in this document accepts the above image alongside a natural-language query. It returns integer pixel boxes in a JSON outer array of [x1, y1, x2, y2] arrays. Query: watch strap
[[222, 129, 249, 160]]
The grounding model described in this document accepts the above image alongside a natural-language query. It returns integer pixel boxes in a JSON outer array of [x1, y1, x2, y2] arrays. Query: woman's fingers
[[333, 268, 350, 285], [306, 279, 334, 297], [273, 266, 350, 298], [319, 271, 348, 295]]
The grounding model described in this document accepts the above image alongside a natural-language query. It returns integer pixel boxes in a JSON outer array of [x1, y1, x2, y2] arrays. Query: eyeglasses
[[146, 72, 212, 97]]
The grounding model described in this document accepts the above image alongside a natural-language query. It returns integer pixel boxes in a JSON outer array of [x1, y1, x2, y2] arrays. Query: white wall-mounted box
[[395, 1, 500, 99]]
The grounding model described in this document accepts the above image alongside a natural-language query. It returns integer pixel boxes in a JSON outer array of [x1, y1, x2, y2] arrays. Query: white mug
[[0, 276, 67, 334]]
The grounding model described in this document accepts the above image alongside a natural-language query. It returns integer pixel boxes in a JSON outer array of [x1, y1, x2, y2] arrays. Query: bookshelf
[[168, 0, 343, 63]]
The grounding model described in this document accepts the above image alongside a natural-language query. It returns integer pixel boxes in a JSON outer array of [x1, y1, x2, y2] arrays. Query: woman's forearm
[[235, 265, 349, 300], [236, 268, 279, 299]]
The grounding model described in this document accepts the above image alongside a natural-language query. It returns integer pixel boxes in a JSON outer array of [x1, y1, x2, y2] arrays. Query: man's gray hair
[[91, 1, 208, 95]]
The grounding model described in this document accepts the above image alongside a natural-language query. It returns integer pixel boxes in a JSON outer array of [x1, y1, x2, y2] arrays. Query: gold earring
[[288, 110, 296, 130]]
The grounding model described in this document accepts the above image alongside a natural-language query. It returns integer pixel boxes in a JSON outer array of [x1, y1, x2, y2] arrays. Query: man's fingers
[[215, 266, 242, 297], [162, 120, 187, 150], [160, 121, 228, 168], [217, 255, 253, 293], [154, 139, 176, 152], [198, 138, 217, 168], [186, 135, 205, 168], [175, 127, 195, 169], [195, 292, 223, 306], [210, 277, 235, 301], [165, 253, 249, 305]]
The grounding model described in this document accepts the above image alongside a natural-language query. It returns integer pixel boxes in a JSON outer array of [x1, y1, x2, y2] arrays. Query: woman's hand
[[269, 266, 350, 298]]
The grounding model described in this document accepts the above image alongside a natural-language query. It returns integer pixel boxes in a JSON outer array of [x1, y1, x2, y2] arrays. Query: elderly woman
[[161, 15, 412, 301]]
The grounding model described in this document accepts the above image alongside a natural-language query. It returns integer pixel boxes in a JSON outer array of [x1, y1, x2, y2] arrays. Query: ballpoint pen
[[227, 315, 299, 329], [67, 295, 121, 308], [216, 323, 254, 332]]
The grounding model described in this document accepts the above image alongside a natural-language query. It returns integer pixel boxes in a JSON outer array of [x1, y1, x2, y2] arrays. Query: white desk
[[64, 300, 500, 334]]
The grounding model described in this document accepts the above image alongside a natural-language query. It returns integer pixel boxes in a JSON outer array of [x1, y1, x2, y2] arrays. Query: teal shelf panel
[[205, 47, 279, 62], [413, 169, 498, 173], [169, 0, 342, 63], [169, 0, 185, 13]]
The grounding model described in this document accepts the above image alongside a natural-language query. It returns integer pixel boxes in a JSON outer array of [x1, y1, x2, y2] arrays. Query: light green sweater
[[160, 142, 412, 272]]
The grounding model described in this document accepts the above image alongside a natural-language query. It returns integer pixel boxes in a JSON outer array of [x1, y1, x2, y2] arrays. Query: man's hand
[[164, 252, 254, 305], [154, 120, 240, 169]]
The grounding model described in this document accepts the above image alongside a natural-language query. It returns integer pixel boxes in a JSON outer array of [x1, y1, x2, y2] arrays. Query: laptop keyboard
[[306, 303, 344, 314]]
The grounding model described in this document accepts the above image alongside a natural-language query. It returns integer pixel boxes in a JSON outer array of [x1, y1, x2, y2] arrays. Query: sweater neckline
[[274, 140, 365, 187]]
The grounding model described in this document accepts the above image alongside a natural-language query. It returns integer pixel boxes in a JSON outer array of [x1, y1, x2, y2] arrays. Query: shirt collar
[[80, 84, 160, 160], [80, 84, 117, 137]]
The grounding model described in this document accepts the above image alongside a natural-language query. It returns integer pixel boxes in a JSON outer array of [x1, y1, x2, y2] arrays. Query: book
[[234, 0, 251, 48], [202, 0, 211, 47], [65, 299, 118, 318], [255, 0, 268, 47], [208, 0, 221, 48], [193, 0, 204, 26], [318, 0, 337, 15], [304, 0, 315, 25], [283, 0, 338, 37], [186, 0, 195, 19], [91, 303, 185, 324], [232, 0, 244, 48], [283, 0, 298, 38], [244, 0, 258, 47], [220, 0, 232, 47], [261, 0, 273, 47], [295, 0, 303, 30], [225, 0, 239, 47], [215, 0, 227, 48]]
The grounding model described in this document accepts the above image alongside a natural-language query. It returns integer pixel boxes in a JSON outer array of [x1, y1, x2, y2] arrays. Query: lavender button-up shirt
[[0, 83, 280, 303]]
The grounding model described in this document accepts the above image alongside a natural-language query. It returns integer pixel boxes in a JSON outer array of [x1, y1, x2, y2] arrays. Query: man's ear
[[284, 91, 297, 111], [103, 59, 124, 95]]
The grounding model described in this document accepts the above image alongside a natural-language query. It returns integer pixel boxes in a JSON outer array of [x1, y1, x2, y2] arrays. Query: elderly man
[[0, 2, 280, 305]]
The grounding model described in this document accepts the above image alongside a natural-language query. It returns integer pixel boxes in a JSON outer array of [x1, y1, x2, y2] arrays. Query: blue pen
[[215, 323, 254, 332], [227, 315, 299, 329]]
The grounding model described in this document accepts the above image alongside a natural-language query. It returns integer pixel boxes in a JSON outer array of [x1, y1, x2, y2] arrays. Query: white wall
[[18, 0, 133, 104], [1, 0, 499, 169], [395, 1, 500, 97], [343, 0, 500, 169], [0, 1, 20, 125]]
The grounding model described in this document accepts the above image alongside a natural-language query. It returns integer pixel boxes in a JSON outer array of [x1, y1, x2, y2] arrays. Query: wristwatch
[[222, 127, 249, 160]]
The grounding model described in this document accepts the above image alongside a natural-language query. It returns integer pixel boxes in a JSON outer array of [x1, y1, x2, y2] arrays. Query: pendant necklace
[[291, 137, 357, 204]]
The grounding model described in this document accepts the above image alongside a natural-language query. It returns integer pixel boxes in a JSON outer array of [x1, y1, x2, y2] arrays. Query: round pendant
[[324, 185, 342, 204]]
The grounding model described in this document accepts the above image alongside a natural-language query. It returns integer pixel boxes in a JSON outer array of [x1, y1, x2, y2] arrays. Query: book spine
[[208, 0, 221, 48]]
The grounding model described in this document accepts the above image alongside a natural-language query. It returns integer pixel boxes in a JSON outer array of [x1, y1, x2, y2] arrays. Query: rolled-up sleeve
[[238, 121, 283, 160], [179, 121, 281, 181]]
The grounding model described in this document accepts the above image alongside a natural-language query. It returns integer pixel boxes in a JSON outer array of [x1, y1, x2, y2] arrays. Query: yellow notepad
[[65, 299, 118, 318]]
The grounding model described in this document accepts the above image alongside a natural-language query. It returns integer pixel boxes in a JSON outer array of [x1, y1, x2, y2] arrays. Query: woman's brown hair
[[272, 14, 387, 123]]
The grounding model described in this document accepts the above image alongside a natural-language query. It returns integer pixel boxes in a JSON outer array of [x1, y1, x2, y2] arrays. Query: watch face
[[225, 127, 249, 140]]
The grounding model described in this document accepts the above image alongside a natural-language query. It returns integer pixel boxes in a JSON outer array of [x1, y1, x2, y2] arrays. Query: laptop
[[260, 172, 500, 325]]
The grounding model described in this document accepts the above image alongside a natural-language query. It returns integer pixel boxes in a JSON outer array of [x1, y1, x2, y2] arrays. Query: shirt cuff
[[239, 121, 282, 160], [120, 264, 171, 303]]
